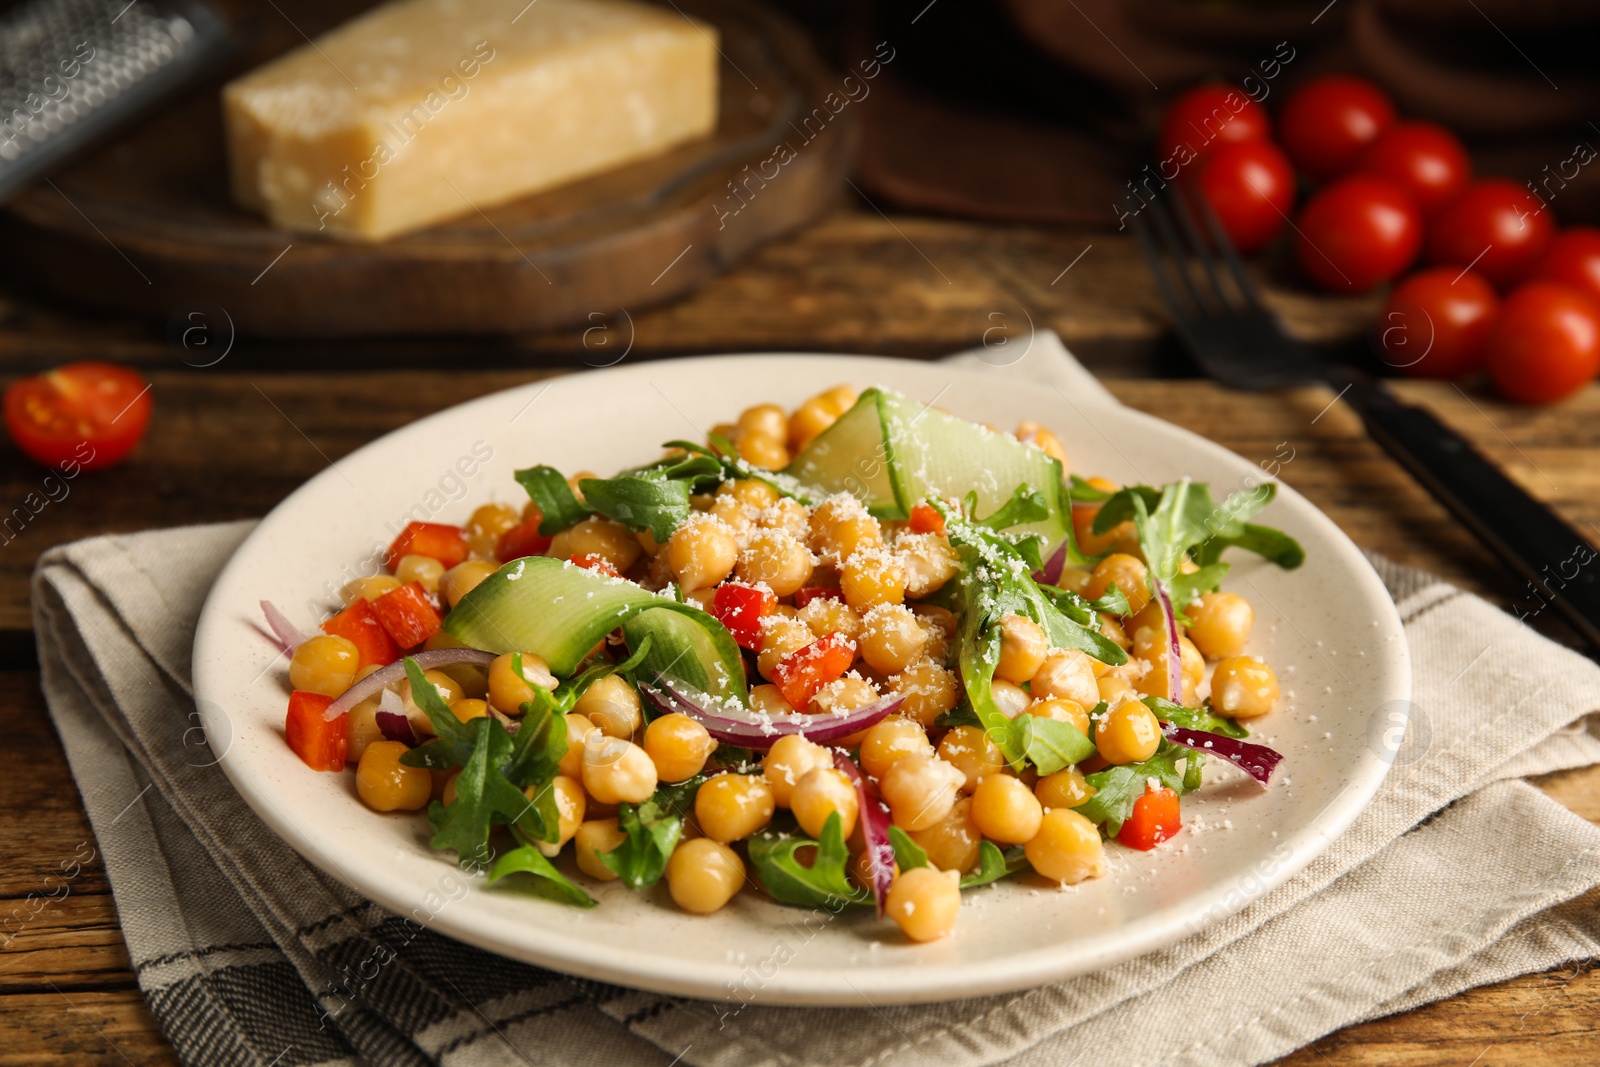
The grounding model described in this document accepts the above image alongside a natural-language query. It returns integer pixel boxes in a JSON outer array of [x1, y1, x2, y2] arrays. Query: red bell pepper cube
[[772, 631, 857, 709], [907, 503, 946, 536], [792, 587, 843, 609], [285, 690, 348, 771], [497, 517, 553, 562], [371, 581, 442, 649], [322, 597, 401, 669], [570, 553, 622, 578], [385, 521, 469, 571], [711, 582, 777, 650], [1116, 786, 1182, 851]]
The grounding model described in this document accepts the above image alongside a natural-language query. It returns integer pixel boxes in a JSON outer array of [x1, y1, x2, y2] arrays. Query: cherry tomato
[[3, 361, 152, 471], [1158, 83, 1271, 167], [1294, 175, 1422, 293], [1377, 268, 1499, 378], [1355, 121, 1471, 215], [1484, 282, 1600, 404], [1532, 226, 1600, 307], [1193, 140, 1296, 254], [1278, 74, 1397, 181], [1426, 179, 1554, 289]]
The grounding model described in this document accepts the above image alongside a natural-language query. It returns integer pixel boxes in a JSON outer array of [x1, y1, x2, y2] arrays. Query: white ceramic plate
[[193, 354, 1410, 1005]]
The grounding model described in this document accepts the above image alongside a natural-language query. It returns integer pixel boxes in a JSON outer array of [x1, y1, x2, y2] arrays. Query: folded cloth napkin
[[32, 337, 1600, 1067]]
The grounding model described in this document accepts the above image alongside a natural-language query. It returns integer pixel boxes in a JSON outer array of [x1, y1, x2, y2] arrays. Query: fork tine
[[1140, 192, 1221, 322], [1129, 207, 1204, 341], [1186, 189, 1270, 314], [1165, 186, 1245, 318]]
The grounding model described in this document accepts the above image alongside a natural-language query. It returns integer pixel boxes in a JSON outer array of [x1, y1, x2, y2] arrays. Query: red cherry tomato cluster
[[1161, 75, 1600, 404]]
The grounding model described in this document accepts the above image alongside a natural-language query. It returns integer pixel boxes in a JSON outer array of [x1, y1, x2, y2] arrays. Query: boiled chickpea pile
[[284, 385, 1282, 943]]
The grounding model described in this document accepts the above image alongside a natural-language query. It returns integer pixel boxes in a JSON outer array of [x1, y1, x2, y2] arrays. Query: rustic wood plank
[[0, 991, 178, 1067]]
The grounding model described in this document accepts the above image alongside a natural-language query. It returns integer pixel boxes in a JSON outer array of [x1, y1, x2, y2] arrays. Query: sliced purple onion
[[834, 752, 894, 916], [1162, 723, 1284, 786], [640, 674, 904, 748], [1150, 577, 1183, 706], [1032, 540, 1068, 587], [261, 600, 307, 654], [376, 695, 418, 746], [322, 648, 496, 721]]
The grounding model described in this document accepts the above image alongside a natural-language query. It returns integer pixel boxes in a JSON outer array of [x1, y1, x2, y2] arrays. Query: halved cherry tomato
[[1532, 226, 1600, 307], [3, 361, 151, 470], [371, 582, 443, 648], [1484, 281, 1600, 404], [570, 553, 621, 578], [1427, 179, 1554, 290], [322, 597, 402, 668], [497, 517, 553, 561], [285, 690, 348, 771], [1294, 175, 1422, 293], [771, 631, 857, 709], [792, 587, 843, 609], [907, 503, 946, 536], [1158, 83, 1271, 166], [385, 521, 469, 571], [712, 582, 777, 650], [1355, 121, 1471, 215], [1377, 268, 1499, 379], [1116, 786, 1181, 850], [1194, 139, 1296, 254], [1278, 74, 1396, 181]]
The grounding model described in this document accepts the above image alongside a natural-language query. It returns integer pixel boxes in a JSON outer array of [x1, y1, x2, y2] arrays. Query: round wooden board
[[0, 0, 856, 338]]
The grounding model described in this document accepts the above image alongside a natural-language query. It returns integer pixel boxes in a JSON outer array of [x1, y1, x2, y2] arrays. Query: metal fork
[[1132, 186, 1600, 653]]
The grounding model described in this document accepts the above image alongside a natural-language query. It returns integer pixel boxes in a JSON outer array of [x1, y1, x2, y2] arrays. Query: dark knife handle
[[1333, 370, 1600, 650]]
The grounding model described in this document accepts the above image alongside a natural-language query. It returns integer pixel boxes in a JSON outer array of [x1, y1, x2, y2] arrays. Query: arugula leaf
[[1194, 522, 1305, 569], [960, 841, 1027, 889], [514, 466, 593, 535], [423, 717, 549, 864], [1184, 750, 1206, 792], [1067, 474, 1113, 504], [746, 812, 871, 909], [1141, 695, 1249, 740], [577, 475, 694, 544], [661, 439, 817, 505], [888, 826, 928, 871], [934, 705, 982, 729], [488, 844, 596, 907], [1097, 481, 1303, 573], [973, 484, 1051, 533], [1074, 742, 1189, 837], [1008, 714, 1097, 776], [598, 776, 704, 890], [1167, 563, 1230, 615]]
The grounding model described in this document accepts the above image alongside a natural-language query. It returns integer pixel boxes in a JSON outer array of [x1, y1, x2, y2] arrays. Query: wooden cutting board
[[0, 0, 856, 338]]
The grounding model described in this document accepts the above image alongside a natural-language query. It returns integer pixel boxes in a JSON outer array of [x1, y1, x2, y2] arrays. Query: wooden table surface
[[2, 208, 1598, 1066]]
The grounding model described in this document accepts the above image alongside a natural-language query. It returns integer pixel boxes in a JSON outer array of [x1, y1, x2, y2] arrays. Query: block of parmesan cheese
[[223, 0, 719, 241]]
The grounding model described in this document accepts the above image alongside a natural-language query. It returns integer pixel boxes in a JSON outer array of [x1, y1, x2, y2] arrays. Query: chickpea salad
[[264, 385, 1304, 943]]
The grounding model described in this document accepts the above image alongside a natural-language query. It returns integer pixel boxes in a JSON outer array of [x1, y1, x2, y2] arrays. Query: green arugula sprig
[[746, 812, 872, 910], [598, 776, 705, 890], [1073, 741, 1191, 837]]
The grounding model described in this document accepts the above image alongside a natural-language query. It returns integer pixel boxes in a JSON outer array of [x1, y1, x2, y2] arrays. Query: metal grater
[[0, 0, 229, 203]]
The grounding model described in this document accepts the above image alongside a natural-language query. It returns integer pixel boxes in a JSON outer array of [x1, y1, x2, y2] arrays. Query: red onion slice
[[1032, 540, 1068, 587], [1150, 578, 1183, 706], [261, 600, 307, 654], [322, 649, 496, 721], [834, 752, 894, 916], [1162, 723, 1284, 785], [375, 704, 418, 746], [640, 674, 904, 748]]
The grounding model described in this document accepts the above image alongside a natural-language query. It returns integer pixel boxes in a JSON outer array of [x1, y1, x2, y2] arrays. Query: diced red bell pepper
[[1117, 786, 1182, 851], [285, 690, 348, 771], [371, 581, 442, 649], [711, 582, 778, 650], [907, 503, 946, 536], [497, 517, 553, 562], [772, 631, 857, 709], [792, 586, 843, 609], [570, 553, 621, 578], [322, 597, 401, 669], [386, 521, 469, 571]]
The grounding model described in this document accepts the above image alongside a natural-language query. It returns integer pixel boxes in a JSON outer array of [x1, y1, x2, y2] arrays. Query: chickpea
[[841, 550, 907, 612], [749, 682, 798, 718], [759, 497, 811, 539], [1086, 553, 1151, 614], [644, 713, 717, 782], [487, 652, 557, 714], [905, 798, 979, 876], [1097, 672, 1135, 705], [1133, 651, 1200, 706], [1186, 592, 1255, 660], [1095, 700, 1162, 765], [885, 866, 961, 942], [859, 716, 934, 779], [995, 613, 1049, 684], [898, 533, 960, 598], [1015, 420, 1068, 465], [1024, 809, 1105, 884], [685, 587, 718, 612], [789, 387, 857, 452], [573, 674, 643, 739], [1056, 566, 1093, 596], [439, 559, 498, 607], [1035, 766, 1096, 810], [344, 574, 401, 603], [708, 494, 757, 540], [290, 634, 360, 698], [575, 818, 628, 881], [695, 773, 775, 843], [810, 676, 879, 717], [762, 734, 833, 807], [797, 597, 863, 642], [558, 713, 595, 779], [1210, 656, 1279, 719], [1031, 649, 1099, 708], [936, 725, 1005, 792], [971, 773, 1044, 844], [402, 668, 465, 723], [1028, 697, 1091, 736], [346, 697, 384, 764], [545, 529, 573, 560], [394, 553, 445, 593], [1131, 625, 1205, 686], [666, 838, 745, 914], [820, 515, 883, 563], [465, 502, 519, 557], [791, 767, 860, 839], [757, 616, 816, 680], [1100, 613, 1130, 650], [857, 605, 930, 675], [530, 775, 586, 856], [1074, 504, 1138, 557], [737, 431, 789, 471], [888, 660, 958, 728], [990, 678, 1031, 719], [879, 755, 965, 831], [722, 477, 780, 510], [737, 528, 814, 596], [581, 736, 658, 805], [449, 698, 489, 724], [357, 741, 431, 812], [909, 604, 957, 656], [666, 514, 739, 592], [568, 517, 643, 572], [736, 402, 788, 441]]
